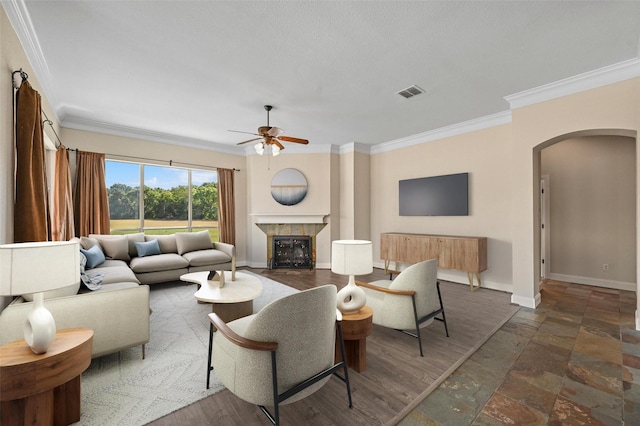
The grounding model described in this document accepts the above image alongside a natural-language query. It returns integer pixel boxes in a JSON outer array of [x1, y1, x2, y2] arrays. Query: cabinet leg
[[467, 273, 482, 292]]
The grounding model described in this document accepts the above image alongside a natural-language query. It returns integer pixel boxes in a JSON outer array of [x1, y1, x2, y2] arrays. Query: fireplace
[[272, 236, 312, 269], [252, 214, 328, 270]]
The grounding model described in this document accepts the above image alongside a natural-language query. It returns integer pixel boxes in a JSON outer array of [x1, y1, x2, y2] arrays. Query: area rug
[[78, 271, 299, 425]]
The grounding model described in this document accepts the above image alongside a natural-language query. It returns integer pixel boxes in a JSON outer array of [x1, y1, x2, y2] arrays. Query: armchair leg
[[336, 321, 353, 408], [411, 295, 424, 357], [207, 322, 214, 389], [436, 281, 450, 337], [271, 351, 279, 426]]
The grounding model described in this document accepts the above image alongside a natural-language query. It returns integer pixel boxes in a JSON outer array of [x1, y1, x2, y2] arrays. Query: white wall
[[245, 151, 335, 268], [370, 124, 514, 292], [541, 136, 636, 289], [511, 78, 639, 308]]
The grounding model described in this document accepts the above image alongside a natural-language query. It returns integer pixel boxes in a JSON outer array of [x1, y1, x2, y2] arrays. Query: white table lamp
[[0, 241, 80, 353], [331, 240, 373, 314]]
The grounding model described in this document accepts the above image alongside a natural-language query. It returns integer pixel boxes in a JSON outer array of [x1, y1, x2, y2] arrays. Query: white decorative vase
[[337, 276, 367, 314], [24, 292, 56, 354]]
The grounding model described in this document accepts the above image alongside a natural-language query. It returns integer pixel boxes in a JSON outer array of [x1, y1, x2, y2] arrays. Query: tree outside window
[[106, 160, 218, 241]]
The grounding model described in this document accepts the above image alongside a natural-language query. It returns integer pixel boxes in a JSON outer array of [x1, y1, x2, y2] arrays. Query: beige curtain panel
[[52, 146, 75, 241], [14, 80, 50, 242], [73, 151, 110, 237], [218, 168, 235, 245]]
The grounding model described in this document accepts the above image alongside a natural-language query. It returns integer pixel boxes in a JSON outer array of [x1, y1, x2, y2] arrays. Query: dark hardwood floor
[[148, 267, 516, 426]]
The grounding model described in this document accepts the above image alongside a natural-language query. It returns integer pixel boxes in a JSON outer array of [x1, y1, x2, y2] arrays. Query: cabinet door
[[438, 238, 455, 269], [381, 233, 405, 261], [403, 235, 425, 263], [453, 238, 478, 272]]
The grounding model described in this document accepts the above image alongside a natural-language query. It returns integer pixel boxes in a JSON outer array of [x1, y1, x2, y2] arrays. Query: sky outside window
[[106, 161, 217, 189]]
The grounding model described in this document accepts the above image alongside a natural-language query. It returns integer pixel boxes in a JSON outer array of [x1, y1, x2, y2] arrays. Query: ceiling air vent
[[397, 85, 425, 99]]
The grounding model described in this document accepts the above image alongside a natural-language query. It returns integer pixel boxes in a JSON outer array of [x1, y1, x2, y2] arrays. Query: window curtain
[[73, 151, 110, 237], [52, 145, 75, 241], [14, 80, 50, 242], [217, 168, 235, 245]]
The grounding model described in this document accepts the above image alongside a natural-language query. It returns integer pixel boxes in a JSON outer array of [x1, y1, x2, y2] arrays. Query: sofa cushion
[[80, 245, 106, 269], [91, 260, 140, 284], [135, 240, 161, 257], [182, 248, 232, 267], [129, 253, 189, 274], [145, 235, 178, 254], [80, 236, 101, 251], [127, 233, 146, 257], [94, 235, 130, 261], [175, 230, 213, 255]]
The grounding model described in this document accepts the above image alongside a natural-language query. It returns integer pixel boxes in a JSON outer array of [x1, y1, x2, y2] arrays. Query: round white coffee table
[[180, 270, 262, 322]]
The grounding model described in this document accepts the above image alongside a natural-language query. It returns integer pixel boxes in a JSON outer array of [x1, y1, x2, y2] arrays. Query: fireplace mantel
[[251, 213, 329, 224], [252, 214, 329, 269]]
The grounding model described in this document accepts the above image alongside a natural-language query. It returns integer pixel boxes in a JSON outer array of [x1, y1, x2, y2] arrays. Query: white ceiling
[[5, 1, 640, 155]]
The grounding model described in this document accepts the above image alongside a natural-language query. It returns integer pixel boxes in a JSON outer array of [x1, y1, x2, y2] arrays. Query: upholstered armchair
[[357, 259, 449, 356], [208, 284, 352, 425]]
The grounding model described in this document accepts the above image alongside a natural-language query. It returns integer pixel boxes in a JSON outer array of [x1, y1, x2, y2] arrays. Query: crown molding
[[371, 111, 512, 155], [3, 0, 61, 114], [62, 116, 243, 155], [505, 58, 640, 109], [338, 142, 371, 155]]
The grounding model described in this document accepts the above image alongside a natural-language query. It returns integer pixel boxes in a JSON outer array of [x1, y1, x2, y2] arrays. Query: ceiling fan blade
[[228, 129, 259, 136], [273, 139, 285, 150], [268, 126, 284, 137], [236, 137, 262, 145], [279, 135, 309, 145]]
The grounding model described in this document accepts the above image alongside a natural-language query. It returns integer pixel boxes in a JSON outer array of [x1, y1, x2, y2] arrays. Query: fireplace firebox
[[272, 236, 312, 269]]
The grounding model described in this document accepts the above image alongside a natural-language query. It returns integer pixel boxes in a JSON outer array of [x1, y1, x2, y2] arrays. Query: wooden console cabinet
[[380, 233, 487, 291]]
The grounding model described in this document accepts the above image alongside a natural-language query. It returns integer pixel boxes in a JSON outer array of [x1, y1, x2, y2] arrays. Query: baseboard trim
[[511, 293, 539, 309], [547, 273, 635, 292]]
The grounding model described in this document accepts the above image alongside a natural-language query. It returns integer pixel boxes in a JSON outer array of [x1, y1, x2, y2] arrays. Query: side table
[[335, 306, 373, 372], [0, 327, 93, 426]]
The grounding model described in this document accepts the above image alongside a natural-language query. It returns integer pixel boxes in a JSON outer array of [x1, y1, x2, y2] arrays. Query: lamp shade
[[0, 241, 80, 296], [331, 240, 373, 276]]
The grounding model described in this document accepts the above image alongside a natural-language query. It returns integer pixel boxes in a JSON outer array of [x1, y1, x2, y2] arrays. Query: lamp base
[[23, 292, 56, 354], [337, 276, 367, 314]]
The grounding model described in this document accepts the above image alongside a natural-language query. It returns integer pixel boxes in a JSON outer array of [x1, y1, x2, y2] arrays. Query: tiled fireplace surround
[[253, 214, 328, 270]]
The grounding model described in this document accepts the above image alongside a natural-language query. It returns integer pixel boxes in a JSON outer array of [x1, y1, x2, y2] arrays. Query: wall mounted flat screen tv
[[399, 172, 468, 216]]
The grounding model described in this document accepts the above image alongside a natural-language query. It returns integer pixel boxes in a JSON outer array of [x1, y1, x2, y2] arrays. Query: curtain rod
[[12, 68, 68, 151], [12, 68, 238, 172], [105, 152, 241, 172], [12, 68, 28, 89], [41, 110, 64, 149]]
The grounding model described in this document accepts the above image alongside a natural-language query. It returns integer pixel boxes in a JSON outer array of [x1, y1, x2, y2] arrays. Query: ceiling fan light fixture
[[254, 142, 265, 155], [271, 144, 280, 156]]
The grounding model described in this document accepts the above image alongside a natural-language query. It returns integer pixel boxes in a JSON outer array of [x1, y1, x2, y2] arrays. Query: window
[[106, 160, 218, 241]]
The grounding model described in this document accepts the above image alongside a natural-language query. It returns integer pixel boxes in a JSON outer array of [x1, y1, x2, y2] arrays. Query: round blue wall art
[[271, 168, 308, 206]]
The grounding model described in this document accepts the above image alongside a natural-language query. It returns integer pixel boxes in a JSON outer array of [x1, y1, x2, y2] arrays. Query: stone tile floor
[[399, 280, 640, 425]]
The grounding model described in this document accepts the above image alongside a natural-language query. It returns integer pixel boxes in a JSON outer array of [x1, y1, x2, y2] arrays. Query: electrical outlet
[[603, 264, 609, 271]]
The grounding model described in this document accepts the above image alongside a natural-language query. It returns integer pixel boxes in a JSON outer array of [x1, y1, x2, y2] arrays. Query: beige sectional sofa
[[0, 231, 236, 358], [86, 230, 236, 284]]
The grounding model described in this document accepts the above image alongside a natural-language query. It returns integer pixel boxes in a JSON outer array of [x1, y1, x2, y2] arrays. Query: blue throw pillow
[[135, 239, 161, 257], [80, 245, 106, 269]]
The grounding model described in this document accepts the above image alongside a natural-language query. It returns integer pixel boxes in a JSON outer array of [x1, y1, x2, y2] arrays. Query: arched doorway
[[532, 129, 638, 327]]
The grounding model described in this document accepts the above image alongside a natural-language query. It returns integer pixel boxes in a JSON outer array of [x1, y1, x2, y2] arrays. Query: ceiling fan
[[230, 105, 309, 156]]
